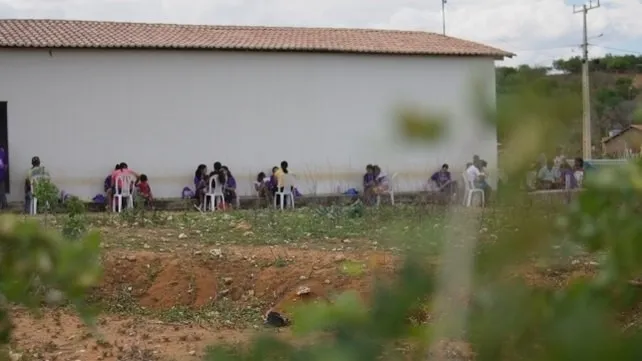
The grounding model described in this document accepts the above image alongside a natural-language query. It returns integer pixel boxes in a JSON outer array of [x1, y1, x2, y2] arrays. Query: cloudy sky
[[0, 0, 640, 67]]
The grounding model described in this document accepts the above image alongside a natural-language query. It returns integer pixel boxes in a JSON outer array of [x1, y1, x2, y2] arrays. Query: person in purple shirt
[[193, 164, 208, 209], [362, 164, 376, 205], [0, 147, 6, 209], [559, 161, 578, 189], [430, 163, 456, 195], [268, 166, 278, 194]]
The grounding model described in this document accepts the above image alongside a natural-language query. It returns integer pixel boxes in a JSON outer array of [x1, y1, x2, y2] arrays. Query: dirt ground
[[8, 243, 597, 361], [9, 245, 399, 361]]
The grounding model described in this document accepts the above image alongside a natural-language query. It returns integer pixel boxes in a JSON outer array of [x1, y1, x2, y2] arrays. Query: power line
[[594, 45, 642, 56]]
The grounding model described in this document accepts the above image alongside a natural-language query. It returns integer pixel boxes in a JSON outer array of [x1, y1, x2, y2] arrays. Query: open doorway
[[0, 102, 8, 193]]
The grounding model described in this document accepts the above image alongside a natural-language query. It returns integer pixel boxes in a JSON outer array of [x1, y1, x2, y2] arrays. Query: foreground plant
[[0, 216, 102, 349]]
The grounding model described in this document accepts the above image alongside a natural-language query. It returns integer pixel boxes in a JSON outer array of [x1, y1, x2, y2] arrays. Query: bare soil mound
[[96, 246, 397, 313]]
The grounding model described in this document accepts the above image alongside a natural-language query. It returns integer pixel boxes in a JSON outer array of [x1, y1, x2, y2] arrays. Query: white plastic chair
[[274, 174, 295, 210], [113, 174, 136, 212], [376, 173, 398, 206], [574, 171, 584, 187], [462, 172, 485, 207], [29, 175, 49, 215], [204, 175, 225, 211]]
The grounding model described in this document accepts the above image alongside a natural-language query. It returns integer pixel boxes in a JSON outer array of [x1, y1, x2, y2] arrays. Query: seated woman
[[136, 174, 154, 207], [559, 161, 578, 189], [254, 172, 273, 203], [362, 164, 376, 204], [430, 163, 456, 194], [105, 164, 120, 210], [373, 165, 389, 194], [193, 164, 209, 210], [222, 166, 237, 206]]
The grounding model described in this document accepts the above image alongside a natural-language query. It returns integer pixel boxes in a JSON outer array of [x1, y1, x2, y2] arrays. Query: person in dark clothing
[[222, 166, 237, 206], [0, 147, 7, 209]]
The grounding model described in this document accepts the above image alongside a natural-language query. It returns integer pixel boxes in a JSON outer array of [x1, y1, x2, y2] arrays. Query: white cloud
[[0, 0, 640, 66]]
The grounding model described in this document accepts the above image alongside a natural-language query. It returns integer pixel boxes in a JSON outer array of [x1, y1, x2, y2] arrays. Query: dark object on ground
[[265, 311, 290, 328]]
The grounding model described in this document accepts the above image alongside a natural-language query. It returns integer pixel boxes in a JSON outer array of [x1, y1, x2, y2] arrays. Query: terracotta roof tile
[[0, 19, 513, 58]]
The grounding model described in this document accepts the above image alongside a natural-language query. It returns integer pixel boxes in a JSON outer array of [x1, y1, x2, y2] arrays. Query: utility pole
[[441, 0, 447, 35], [573, 0, 600, 160]]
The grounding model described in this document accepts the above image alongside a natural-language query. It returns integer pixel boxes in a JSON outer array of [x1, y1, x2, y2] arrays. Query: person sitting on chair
[[430, 163, 456, 195], [465, 159, 491, 204]]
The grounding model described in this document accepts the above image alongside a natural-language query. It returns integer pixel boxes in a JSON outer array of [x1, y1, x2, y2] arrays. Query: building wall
[[0, 49, 497, 201], [603, 129, 642, 156]]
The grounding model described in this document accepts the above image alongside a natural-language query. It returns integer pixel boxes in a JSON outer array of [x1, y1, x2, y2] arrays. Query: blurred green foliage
[[0, 216, 102, 350]]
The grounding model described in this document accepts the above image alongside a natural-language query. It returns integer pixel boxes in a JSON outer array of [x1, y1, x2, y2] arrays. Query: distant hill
[[496, 55, 641, 152]]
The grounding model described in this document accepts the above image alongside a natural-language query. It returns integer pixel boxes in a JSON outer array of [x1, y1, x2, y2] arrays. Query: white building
[[0, 19, 511, 201]]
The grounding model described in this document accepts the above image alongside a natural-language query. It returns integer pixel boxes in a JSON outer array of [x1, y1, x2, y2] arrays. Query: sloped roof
[[601, 125, 642, 144], [0, 19, 513, 58]]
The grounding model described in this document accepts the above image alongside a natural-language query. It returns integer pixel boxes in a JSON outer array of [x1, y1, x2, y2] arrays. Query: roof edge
[[0, 18, 513, 58]]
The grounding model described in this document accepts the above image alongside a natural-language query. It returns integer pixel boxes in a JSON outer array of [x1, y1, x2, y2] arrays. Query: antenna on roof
[[441, 0, 447, 35]]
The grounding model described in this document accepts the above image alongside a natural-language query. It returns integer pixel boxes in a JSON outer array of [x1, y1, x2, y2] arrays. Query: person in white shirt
[[466, 159, 491, 201], [536, 160, 559, 189]]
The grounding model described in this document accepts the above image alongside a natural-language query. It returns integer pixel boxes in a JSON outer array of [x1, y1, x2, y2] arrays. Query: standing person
[[0, 147, 7, 209], [25, 156, 50, 213]]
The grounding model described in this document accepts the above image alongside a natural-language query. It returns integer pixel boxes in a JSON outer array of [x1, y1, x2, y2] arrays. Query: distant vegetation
[[496, 54, 642, 154]]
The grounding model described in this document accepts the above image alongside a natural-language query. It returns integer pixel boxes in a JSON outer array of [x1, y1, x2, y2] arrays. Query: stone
[[296, 286, 311, 295]]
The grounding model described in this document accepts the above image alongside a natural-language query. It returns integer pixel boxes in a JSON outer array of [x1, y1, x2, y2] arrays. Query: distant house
[[601, 125, 642, 156]]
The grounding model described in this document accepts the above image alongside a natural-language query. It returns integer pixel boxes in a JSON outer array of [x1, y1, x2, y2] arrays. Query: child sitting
[[136, 174, 153, 207]]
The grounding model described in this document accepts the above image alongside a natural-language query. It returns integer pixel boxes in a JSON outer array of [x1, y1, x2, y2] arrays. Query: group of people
[[193, 161, 238, 209], [253, 161, 297, 205], [104, 162, 153, 210], [21, 150, 586, 213], [424, 155, 492, 202], [529, 155, 584, 191], [361, 164, 390, 204]]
